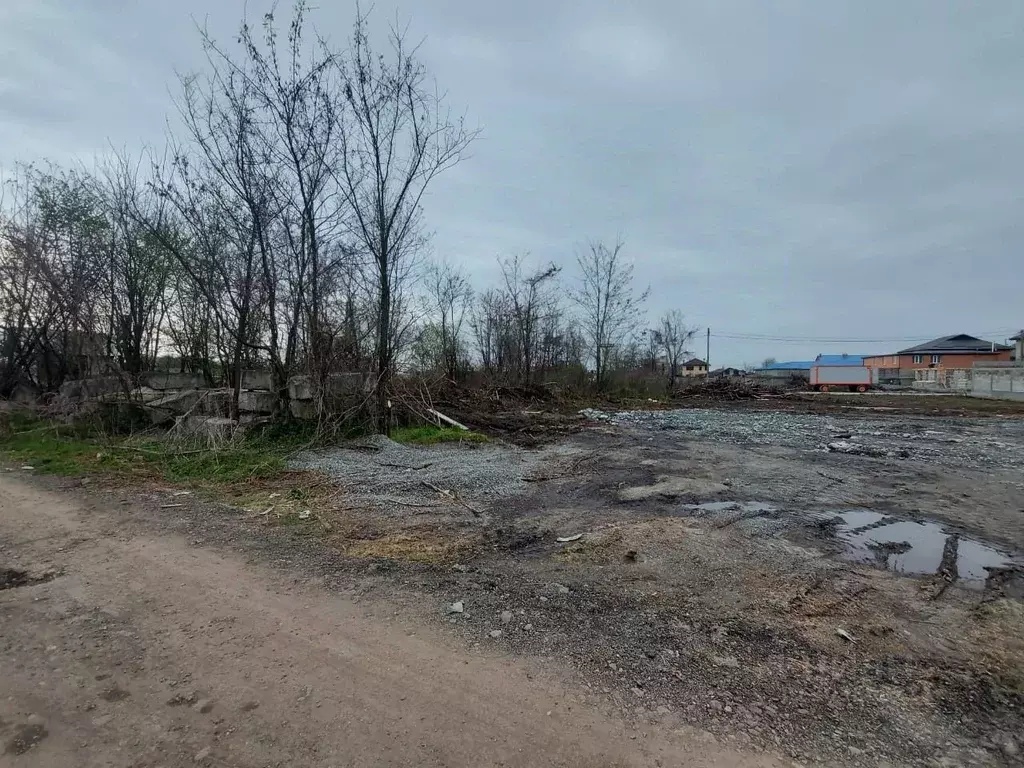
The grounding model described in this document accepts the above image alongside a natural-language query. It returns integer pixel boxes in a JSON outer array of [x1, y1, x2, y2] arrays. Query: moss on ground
[[390, 425, 488, 446]]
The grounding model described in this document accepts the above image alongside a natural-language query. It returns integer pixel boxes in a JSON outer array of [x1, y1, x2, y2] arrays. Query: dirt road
[[0, 476, 778, 768]]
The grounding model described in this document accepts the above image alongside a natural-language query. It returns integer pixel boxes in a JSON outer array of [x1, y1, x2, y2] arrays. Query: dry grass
[[553, 529, 627, 564], [968, 598, 1024, 691], [341, 529, 474, 564]]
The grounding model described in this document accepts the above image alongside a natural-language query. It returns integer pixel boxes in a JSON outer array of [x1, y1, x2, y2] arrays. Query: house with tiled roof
[[863, 334, 1013, 386]]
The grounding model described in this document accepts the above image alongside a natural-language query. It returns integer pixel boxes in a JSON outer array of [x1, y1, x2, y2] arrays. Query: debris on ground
[[835, 628, 857, 643], [581, 407, 1024, 469]]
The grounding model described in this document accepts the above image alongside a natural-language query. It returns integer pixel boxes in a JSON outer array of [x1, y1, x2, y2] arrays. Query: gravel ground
[[582, 407, 1024, 469], [290, 434, 551, 511]]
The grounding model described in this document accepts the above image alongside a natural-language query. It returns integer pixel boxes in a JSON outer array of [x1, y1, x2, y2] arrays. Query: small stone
[[452, 564, 468, 572], [712, 655, 740, 668], [193, 699, 213, 714], [194, 746, 211, 762], [848, 746, 865, 756], [656, 706, 671, 715], [524, 624, 533, 630], [724, 705, 733, 714], [448, 601, 465, 614], [91, 714, 113, 727], [709, 700, 723, 713], [488, 630, 503, 639], [500, 611, 513, 624], [631, 687, 645, 698], [1001, 738, 1019, 758], [556, 585, 570, 595]]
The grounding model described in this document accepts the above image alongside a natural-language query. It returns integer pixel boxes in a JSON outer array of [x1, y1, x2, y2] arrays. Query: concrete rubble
[[44, 370, 372, 431]]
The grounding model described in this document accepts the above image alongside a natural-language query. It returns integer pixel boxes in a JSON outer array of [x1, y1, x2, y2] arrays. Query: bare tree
[[643, 328, 662, 373], [471, 287, 524, 379], [658, 310, 697, 388], [572, 239, 649, 390], [424, 260, 473, 381], [151, 4, 350, 419], [334, 11, 478, 431], [499, 253, 561, 385], [228, 4, 351, 405], [0, 164, 109, 395], [95, 154, 172, 376]]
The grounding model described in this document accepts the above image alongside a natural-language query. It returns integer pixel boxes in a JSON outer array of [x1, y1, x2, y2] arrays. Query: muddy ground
[[3, 396, 1024, 766], [290, 401, 1024, 767]]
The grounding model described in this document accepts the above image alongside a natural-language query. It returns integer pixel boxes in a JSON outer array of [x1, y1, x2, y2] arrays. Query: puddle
[[819, 510, 1018, 586]]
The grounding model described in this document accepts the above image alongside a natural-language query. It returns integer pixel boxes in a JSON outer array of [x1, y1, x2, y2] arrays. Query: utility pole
[[706, 327, 711, 369]]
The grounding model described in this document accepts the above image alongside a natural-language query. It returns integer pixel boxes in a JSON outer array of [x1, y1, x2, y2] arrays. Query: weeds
[[0, 412, 297, 485]]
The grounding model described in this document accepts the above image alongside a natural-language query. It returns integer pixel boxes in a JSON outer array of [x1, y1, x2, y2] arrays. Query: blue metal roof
[[814, 354, 868, 366]]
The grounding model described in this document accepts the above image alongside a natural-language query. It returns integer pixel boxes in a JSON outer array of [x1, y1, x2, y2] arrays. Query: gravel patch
[[290, 434, 548, 509], [582, 407, 1024, 469]]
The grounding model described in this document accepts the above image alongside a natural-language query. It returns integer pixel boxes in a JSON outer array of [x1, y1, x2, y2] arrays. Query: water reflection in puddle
[[820, 509, 1018, 586]]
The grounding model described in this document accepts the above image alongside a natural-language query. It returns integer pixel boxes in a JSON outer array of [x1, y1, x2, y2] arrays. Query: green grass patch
[[390, 425, 489, 446]]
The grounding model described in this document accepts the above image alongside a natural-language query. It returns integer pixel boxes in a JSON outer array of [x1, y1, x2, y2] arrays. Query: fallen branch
[[427, 408, 469, 431], [377, 461, 435, 471], [420, 480, 481, 517]]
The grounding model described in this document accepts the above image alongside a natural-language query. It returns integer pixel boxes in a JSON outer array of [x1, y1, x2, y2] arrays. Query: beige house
[[681, 357, 709, 377]]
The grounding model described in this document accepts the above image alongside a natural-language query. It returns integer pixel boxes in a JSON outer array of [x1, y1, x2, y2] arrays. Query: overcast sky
[[2, 1, 1022, 366]]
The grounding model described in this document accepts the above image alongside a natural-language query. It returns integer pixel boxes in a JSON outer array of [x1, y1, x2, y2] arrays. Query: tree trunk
[[375, 257, 391, 435]]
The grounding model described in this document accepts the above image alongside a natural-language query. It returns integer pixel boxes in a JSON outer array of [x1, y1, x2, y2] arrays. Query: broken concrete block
[[288, 373, 366, 401], [288, 375, 313, 401], [238, 390, 276, 414], [289, 399, 317, 420], [142, 372, 207, 391], [58, 376, 125, 401], [147, 389, 231, 417], [147, 389, 203, 415], [241, 370, 272, 391], [137, 386, 164, 404]]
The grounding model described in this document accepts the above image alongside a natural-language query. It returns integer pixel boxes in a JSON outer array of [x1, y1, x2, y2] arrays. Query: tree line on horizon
[[0, 2, 699, 429]]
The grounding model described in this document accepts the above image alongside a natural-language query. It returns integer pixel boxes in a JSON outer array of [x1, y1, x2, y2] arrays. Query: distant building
[[863, 334, 1012, 385], [680, 358, 709, 377], [755, 360, 812, 381], [1011, 330, 1024, 364], [709, 367, 745, 378]]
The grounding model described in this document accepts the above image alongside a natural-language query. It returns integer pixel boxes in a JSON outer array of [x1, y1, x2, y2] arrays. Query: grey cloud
[[2, 0, 1022, 364]]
